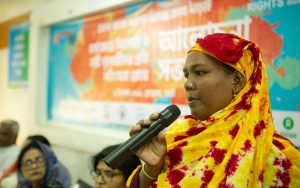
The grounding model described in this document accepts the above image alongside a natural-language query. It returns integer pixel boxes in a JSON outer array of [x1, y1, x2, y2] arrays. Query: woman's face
[[21, 148, 46, 183], [94, 160, 125, 188], [183, 51, 234, 120]]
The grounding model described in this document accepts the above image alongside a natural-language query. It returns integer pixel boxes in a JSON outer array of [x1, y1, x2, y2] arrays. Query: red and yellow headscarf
[[158, 33, 300, 187], [126, 33, 300, 188]]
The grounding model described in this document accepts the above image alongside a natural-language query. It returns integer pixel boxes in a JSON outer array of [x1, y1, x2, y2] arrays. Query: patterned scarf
[[153, 33, 300, 187]]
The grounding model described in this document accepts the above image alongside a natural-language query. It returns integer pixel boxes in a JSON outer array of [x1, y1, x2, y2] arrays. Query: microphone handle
[[103, 115, 167, 169], [103, 105, 180, 169], [130, 116, 168, 152]]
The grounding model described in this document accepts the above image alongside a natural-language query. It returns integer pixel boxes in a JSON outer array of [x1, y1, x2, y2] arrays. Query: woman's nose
[[184, 81, 194, 90], [95, 175, 105, 184], [31, 162, 38, 168]]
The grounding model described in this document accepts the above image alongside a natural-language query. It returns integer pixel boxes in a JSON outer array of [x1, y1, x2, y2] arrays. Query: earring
[[232, 89, 237, 98], [231, 81, 235, 84]]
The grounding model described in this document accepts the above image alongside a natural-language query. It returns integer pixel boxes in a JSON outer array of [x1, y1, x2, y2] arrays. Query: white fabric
[[0, 172, 17, 188], [0, 145, 20, 172]]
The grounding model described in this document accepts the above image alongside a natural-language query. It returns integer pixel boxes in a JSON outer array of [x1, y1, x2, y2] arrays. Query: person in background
[[90, 144, 141, 188], [26, 135, 51, 147], [0, 119, 20, 187], [24, 134, 71, 187], [16, 140, 71, 188], [126, 33, 300, 187]]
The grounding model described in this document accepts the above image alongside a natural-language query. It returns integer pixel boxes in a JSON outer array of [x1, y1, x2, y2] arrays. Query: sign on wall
[[8, 22, 29, 88], [47, 0, 300, 146]]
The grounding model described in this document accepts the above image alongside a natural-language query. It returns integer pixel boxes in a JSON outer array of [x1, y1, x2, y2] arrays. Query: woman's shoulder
[[169, 115, 198, 128], [46, 161, 71, 188]]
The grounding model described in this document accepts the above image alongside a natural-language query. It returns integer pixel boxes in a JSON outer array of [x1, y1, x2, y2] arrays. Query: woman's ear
[[232, 70, 245, 95]]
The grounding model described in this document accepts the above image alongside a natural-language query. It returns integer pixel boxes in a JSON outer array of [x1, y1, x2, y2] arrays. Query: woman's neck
[[31, 181, 40, 188]]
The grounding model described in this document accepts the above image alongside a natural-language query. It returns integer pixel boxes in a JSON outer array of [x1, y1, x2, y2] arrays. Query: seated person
[[16, 140, 71, 188], [25, 134, 71, 187], [90, 144, 141, 188], [0, 119, 20, 188]]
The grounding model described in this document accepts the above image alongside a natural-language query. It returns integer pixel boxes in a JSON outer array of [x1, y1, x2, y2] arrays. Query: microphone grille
[[166, 104, 181, 117]]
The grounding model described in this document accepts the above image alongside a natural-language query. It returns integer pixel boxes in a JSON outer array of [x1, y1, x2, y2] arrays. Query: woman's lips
[[187, 96, 198, 104], [31, 171, 41, 176], [188, 96, 198, 101]]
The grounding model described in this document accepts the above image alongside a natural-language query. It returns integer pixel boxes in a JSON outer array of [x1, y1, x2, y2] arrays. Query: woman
[[127, 33, 300, 187], [17, 140, 71, 188], [91, 144, 141, 188]]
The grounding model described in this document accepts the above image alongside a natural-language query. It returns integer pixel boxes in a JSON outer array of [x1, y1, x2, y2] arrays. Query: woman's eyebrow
[[183, 63, 209, 71], [191, 62, 209, 67]]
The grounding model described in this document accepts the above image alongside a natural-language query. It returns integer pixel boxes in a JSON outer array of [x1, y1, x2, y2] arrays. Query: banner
[[8, 22, 29, 88], [47, 0, 300, 146]]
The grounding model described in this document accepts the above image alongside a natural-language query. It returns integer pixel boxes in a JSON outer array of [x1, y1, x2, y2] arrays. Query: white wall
[[0, 0, 139, 186], [0, 49, 30, 142]]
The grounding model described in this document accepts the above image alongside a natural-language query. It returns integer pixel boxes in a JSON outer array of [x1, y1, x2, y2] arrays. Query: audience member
[[0, 119, 20, 187], [90, 144, 141, 188], [17, 140, 71, 188]]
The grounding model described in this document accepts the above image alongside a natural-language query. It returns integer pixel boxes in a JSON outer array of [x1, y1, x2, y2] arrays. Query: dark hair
[[91, 144, 141, 181], [222, 63, 236, 74], [27, 135, 51, 147], [204, 51, 236, 74]]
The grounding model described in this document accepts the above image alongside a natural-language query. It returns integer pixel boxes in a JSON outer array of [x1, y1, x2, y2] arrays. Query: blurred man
[[0, 119, 20, 187]]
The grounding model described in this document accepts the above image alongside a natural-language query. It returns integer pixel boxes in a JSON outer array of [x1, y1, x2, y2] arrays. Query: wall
[[0, 0, 138, 185], [0, 48, 30, 143]]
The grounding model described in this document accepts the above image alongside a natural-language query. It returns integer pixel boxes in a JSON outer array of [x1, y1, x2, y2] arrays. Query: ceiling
[[0, 0, 45, 23]]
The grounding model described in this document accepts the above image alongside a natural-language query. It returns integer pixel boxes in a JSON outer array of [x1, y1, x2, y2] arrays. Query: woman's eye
[[196, 71, 204, 76], [184, 73, 189, 79], [104, 171, 115, 177]]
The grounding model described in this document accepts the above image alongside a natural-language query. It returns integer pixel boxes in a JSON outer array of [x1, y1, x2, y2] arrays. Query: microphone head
[[166, 104, 181, 117], [160, 105, 181, 125]]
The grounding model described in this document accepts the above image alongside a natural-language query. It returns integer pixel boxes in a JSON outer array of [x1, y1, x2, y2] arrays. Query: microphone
[[103, 104, 181, 169]]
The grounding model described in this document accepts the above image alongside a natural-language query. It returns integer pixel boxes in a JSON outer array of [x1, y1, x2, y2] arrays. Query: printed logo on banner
[[281, 116, 297, 140], [283, 117, 294, 130]]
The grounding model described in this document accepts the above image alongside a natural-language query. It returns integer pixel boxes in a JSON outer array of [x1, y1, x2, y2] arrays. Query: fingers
[[140, 112, 160, 127], [129, 123, 141, 136], [149, 112, 159, 121], [156, 130, 166, 145], [129, 112, 160, 137]]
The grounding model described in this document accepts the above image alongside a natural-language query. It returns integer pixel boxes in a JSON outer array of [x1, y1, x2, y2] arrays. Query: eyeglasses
[[92, 169, 123, 182], [21, 156, 45, 169]]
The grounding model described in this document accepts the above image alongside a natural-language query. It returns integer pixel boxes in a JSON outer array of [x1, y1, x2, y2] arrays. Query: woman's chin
[[190, 111, 209, 121], [190, 111, 201, 120]]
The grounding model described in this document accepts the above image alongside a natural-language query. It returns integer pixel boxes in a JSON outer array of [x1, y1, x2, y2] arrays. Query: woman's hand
[[129, 112, 166, 167]]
